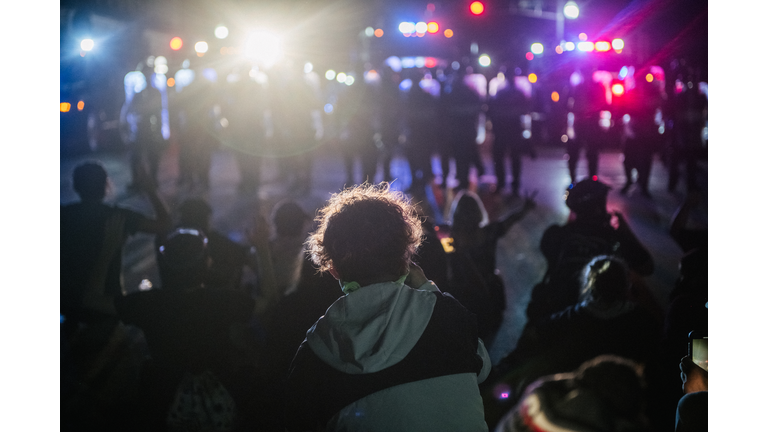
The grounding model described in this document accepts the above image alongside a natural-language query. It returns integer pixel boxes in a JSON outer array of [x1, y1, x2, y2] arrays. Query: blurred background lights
[[345, 75, 355, 86], [61, 103, 71, 112], [452, 61, 460, 70], [325, 70, 336, 80], [399, 22, 416, 34], [365, 27, 374, 37], [154, 56, 168, 74], [167, 77, 175, 87], [470, 1, 484, 15], [577, 41, 594, 51], [612, 38, 625, 50], [528, 73, 537, 83], [399, 78, 413, 91], [415, 57, 426, 68], [174, 69, 195, 91], [646, 73, 654, 82], [427, 22, 439, 33], [578, 33, 588, 41], [194, 41, 209, 53], [525, 52, 534, 61], [619, 66, 628, 79], [555, 45, 564, 54], [415, 22, 428, 33], [563, 1, 579, 19], [324, 103, 333, 114], [304, 62, 313, 74], [595, 41, 611, 52], [444, 29, 453, 38], [551, 91, 560, 102], [170, 37, 183, 50], [565, 41, 575, 51], [531, 43, 544, 54], [215, 25, 229, 39], [478, 54, 491, 67], [77, 101, 85, 111], [80, 39, 94, 51], [374, 29, 383, 37], [612, 83, 625, 95], [336, 72, 347, 83]]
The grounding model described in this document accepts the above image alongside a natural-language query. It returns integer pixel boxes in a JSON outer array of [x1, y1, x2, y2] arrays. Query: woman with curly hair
[[285, 183, 492, 432]]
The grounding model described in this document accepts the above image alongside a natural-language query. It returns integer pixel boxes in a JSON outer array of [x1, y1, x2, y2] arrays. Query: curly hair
[[306, 183, 424, 284]]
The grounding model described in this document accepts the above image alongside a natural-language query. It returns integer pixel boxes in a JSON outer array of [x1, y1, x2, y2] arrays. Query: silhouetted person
[[125, 68, 166, 189], [172, 198, 257, 292], [620, 77, 664, 197], [404, 73, 439, 194], [675, 355, 707, 432], [268, 198, 312, 296], [487, 76, 530, 196], [116, 222, 278, 430], [270, 64, 322, 195], [61, 161, 171, 327], [526, 178, 654, 321], [498, 256, 660, 409], [667, 66, 707, 193], [443, 190, 536, 342], [441, 67, 483, 191], [285, 183, 491, 431], [376, 67, 402, 183], [177, 72, 217, 191], [494, 355, 652, 432], [226, 71, 268, 195], [336, 78, 377, 185], [568, 70, 607, 183]]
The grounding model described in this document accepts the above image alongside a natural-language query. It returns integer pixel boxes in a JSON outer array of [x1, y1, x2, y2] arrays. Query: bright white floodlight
[[195, 41, 209, 53], [564, 1, 580, 19], [80, 39, 94, 51], [215, 26, 229, 39]]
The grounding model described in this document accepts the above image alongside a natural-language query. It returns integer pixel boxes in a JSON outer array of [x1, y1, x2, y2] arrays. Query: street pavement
[[61, 140, 707, 364]]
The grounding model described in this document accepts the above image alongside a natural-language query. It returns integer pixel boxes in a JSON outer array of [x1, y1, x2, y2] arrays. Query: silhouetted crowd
[[62, 59, 707, 432]]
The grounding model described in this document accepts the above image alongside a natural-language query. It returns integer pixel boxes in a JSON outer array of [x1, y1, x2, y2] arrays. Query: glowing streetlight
[[564, 1, 580, 19]]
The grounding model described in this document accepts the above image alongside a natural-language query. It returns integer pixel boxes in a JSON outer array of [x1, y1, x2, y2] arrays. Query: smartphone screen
[[691, 337, 708, 371]]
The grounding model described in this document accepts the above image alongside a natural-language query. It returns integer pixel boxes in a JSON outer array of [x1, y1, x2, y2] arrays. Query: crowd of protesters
[[61, 58, 707, 432]]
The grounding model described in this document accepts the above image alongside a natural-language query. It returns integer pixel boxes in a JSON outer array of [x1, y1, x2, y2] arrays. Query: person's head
[[680, 355, 708, 394], [503, 355, 646, 432], [271, 199, 311, 238], [580, 255, 630, 303], [178, 198, 213, 231], [72, 161, 109, 201], [306, 183, 423, 285], [565, 178, 611, 218], [157, 228, 210, 289], [448, 190, 488, 231]]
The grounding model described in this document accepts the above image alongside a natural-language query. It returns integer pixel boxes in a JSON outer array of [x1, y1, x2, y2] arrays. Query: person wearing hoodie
[[284, 182, 492, 432]]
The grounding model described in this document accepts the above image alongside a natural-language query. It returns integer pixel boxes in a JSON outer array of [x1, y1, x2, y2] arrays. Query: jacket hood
[[306, 280, 438, 374]]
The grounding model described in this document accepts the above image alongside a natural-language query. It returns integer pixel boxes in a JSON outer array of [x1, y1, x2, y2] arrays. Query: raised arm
[[133, 166, 172, 234], [499, 190, 537, 234]]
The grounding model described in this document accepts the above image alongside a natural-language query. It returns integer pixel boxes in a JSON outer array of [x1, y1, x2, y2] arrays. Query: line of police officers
[[119, 58, 707, 199]]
